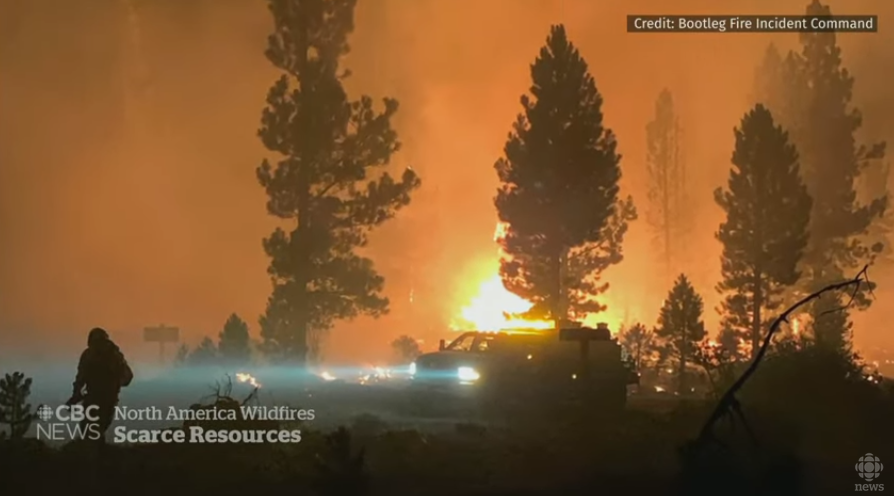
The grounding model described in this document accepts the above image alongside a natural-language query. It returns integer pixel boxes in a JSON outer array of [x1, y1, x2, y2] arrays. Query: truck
[[408, 323, 639, 417]]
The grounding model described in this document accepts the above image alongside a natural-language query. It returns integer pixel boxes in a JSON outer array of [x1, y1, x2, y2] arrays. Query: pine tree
[[654, 274, 706, 394], [715, 105, 812, 359], [218, 313, 252, 366], [797, 0, 887, 281], [717, 324, 743, 361], [619, 323, 654, 371], [753, 0, 888, 353], [861, 161, 894, 270], [0, 372, 35, 439], [495, 24, 636, 327], [174, 344, 190, 367], [809, 301, 854, 354], [751, 43, 804, 135], [256, 0, 420, 365], [645, 89, 687, 284], [188, 337, 219, 367]]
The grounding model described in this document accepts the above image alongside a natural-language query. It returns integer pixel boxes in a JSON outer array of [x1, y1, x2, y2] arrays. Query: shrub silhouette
[[313, 427, 368, 496], [0, 371, 35, 440]]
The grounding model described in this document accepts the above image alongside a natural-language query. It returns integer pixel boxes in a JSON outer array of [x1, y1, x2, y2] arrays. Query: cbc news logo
[[35, 404, 102, 441], [36, 404, 99, 422], [36, 405, 54, 421], [855, 453, 884, 492], [857, 453, 884, 481]]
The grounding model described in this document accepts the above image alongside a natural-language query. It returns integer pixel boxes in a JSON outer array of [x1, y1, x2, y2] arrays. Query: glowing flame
[[236, 372, 261, 388], [319, 371, 336, 381], [357, 366, 393, 385], [451, 222, 556, 332], [456, 275, 554, 331], [791, 317, 800, 336], [452, 222, 625, 332]]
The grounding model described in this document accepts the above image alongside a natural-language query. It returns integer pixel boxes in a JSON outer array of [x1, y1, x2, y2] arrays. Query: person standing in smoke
[[69, 327, 134, 442]]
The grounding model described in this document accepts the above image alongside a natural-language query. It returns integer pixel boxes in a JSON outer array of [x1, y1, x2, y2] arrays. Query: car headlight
[[408, 362, 417, 376], [457, 366, 480, 382]]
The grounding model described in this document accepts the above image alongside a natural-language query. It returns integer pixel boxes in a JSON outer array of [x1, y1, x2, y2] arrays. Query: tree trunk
[[291, 12, 311, 367], [673, 119, 685, 259], [751, 272, 763, 360], [553, 248, 568, 328], [662, 142, 672, 286], [678, 325, 687, 394]]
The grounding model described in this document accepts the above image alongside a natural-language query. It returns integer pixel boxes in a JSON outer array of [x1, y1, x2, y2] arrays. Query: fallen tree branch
[[694, 264, 873, 446]]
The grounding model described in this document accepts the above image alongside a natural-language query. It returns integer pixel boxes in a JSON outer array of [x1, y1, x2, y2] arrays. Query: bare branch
[[694, 265, 873, 446], [821, 265, 875, 316]]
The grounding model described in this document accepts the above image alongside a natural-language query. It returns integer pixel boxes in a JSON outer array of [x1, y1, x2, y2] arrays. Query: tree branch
[[694, 264, 873, 446], [315, 180, 340, 200]]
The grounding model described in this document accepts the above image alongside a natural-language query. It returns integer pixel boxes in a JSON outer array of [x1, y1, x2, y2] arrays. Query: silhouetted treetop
[[715, 104, 812, 358], [495, 24, 636, 325], [256, 0, 420, 364]]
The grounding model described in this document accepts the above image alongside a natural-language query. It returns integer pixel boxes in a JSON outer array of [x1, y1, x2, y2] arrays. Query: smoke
[[1, 0, 891, 365]]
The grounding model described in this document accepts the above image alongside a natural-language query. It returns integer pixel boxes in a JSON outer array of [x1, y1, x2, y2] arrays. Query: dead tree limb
[[694, 264, 873, 446]]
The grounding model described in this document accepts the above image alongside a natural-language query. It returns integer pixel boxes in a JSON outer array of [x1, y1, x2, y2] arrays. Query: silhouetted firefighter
[[68, 327, 133, 441]]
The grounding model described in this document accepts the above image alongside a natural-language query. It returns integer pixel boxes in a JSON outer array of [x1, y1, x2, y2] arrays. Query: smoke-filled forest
[[0, 0, 893, 495]]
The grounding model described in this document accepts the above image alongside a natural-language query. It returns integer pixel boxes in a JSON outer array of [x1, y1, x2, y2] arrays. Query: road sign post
[[143, 324, 180, 363]]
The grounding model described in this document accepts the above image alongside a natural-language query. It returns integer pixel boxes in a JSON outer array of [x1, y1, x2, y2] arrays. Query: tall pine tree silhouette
[[752, 0, 887, 353], [645, 88, 688, 285], [255, 0, 420, 364], [495, 24, 636, 327], [715, 105, 812, 358]]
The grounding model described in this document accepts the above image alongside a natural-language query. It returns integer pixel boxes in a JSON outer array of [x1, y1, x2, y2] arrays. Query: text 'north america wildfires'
[[115, 405, 315, 422]]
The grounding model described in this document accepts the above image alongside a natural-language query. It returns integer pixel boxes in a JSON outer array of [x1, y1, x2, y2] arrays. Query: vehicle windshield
[[445, 333, 476, 351]]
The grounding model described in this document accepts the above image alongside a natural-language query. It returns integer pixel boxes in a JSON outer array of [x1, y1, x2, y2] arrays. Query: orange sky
[[1, 0, 891, 363]]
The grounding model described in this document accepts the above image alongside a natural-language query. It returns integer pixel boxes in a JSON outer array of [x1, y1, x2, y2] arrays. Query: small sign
[[143, 325, 179, 343]]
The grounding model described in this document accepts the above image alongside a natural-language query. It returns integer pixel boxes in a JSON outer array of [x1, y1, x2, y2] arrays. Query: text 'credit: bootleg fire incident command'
[[626, 15, 878, 33]]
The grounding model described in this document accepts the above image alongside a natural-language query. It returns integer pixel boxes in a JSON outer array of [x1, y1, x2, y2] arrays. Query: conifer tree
[[495, 24, 636, 327], [645, 89, 688, 284], [0, 372, 34, 439], [796, 0, 886, 279], [715, 105, 812, 359], [751, 43, 804, 135], [174, 344, 190, 367], [619, 323, 655, 371], [256, 0, 420, 364], [188, 337, 219, 367], [799, 1, 886, 353], [861, 161, 894, 270], [717, 324, 743, 361], [752, 0, 887, 353], [655, 274, 706, 393], [218, 313, 252, 366]]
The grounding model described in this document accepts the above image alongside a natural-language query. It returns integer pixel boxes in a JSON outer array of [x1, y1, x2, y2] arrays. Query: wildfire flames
[[455, 274, 554, 331], [452, 222, 554, 332], [235, 372, 261, 388]]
